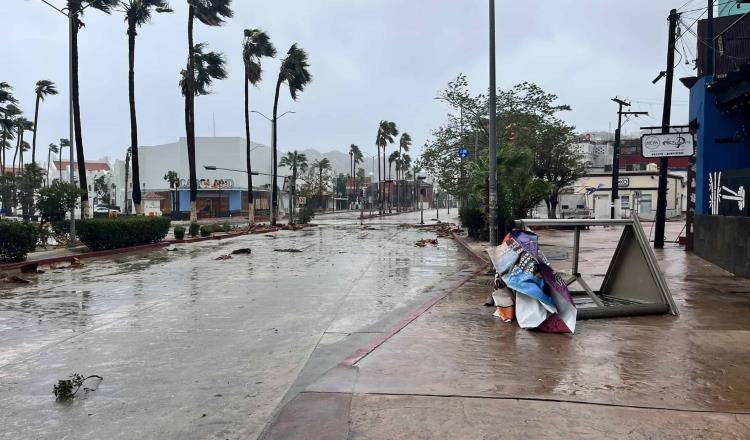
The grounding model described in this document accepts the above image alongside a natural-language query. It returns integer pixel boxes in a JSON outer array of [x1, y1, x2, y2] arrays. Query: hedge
[[459, 207, 485, 239], [76, 216, 171, 251], [173, 225, 186, 240], [0, 220, 39, 263]]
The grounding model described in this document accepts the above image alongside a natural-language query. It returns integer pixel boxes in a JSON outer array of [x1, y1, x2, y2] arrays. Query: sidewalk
[[263, 224, 750, 439]]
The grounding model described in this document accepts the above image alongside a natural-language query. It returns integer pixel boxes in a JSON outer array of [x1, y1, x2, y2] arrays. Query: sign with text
[[640, 132, 694, 158], [618, 178, 630, 187]]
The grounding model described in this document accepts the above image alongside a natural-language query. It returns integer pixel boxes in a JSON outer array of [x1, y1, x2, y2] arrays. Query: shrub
[[298, 205, 315, 224], [189, 221, 200, 237], [76, 216, 171, 251], [0, 220, 39, 263], [200, 225, 211, 237], [173, 225, 186, 240], [221, 221, 231, 232], [459, 207, 485, 239]]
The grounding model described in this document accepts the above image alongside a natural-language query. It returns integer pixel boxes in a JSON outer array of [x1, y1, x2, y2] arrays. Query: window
[[621, 195, 630, 209], [576, 204, 585, 209]]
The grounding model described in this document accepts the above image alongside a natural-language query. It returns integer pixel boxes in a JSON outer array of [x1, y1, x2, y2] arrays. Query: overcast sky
[[2, 0, 699, 162]]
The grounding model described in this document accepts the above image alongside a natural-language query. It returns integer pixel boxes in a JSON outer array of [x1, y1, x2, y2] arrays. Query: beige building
[[556, 166, 686, 220]]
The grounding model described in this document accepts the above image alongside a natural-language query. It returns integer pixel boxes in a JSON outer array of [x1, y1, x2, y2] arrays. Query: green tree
[[271, 44, 311, 225], [46, 142, 59, 186], [180, 41, 228, 221], [31, 80, 58, 164], [163, 170, 180, 213], [118, 0, 172, 215], [37, 181, 80, 224], [242, 28, 276, 225], [0, 174, 15, 215], [375, 120, 398, 214], [183, 0, 233, 221], [18, 163, 43, 219], [68, 0, 119, 219], [279, 150, 307, 224], [312, 157, 331, 210], [93, 174, 111, 206], [0, 83, 19, 174]]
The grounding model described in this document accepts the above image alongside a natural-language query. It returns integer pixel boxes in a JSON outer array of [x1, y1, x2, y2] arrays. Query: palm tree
[[12, 117, 33, 173], [117, 0, 172, 215], [68, 0, 119, 218], [400, 153, 412, 209], [349, 144, 362, 205], [397, 133, 411, 211], [271, 44, 311, 225], [242, 28, 276, 225], [180, 42, 227, 220], [388, 150, 399, 207], [183, 0, 233, 221], [312, 157, 331, 210], [46, 142, 59, 186], [375, 120, 398, 214], [163, 170, 180, 213], [58, 138, 70, 182], [1, 104, 21, 174], [0, 83, 19, 174], [279, 150, 307, 224], [31, 80, 58, 165]]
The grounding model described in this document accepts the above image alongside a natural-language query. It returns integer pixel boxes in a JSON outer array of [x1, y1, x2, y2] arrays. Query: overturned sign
[[514, 216, 679, 319]]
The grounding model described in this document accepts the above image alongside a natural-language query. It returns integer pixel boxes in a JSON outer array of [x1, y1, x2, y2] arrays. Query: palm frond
[[242, 28, 276, 86], [279, 44, 312, 101], [190, 0, 233, 26], [35, 80, 59, 100], [179, 42, 227, 96]]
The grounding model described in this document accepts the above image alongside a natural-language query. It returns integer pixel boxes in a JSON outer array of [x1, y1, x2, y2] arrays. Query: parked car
[[93, 205, 111, 214]]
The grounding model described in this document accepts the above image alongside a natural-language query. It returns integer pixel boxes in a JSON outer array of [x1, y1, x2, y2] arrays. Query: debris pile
[[415, 238, 438, 247], [274, 248, 302, 253]]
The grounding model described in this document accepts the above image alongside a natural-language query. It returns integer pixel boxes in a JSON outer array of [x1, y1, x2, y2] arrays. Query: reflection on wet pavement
[[0, 210, 472, 439]]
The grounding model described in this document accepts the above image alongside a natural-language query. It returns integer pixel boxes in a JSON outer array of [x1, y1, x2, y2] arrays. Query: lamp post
[[418, 176, 427, 225], [251, 110, 295, 224]]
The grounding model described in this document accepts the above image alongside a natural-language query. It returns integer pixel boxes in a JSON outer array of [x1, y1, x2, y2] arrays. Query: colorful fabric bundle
[[487, 231, 577, 334]]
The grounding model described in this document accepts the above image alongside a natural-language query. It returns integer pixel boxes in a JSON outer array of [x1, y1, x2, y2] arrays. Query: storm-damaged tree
[[31, 80, 58, 165], [270, 44, 311, 225], [242, 28, 276, 225], [279, 150, 307, 224], [183, 0, 233, 221], [375, 120, 398, 214], [67, 0, 119, 218], [180, 42, 227, 221], [117, 0, 173, 215]]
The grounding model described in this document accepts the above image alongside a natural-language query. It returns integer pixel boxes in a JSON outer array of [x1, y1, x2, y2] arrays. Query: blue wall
[[229, 191, 241, 211], [178, 190, 190, 212], [689, 76, 750, 214]]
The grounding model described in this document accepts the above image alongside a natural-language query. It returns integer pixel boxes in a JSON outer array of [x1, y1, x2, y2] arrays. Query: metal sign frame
[[515, 215, 679, 319], [640, 125, 695, 158]]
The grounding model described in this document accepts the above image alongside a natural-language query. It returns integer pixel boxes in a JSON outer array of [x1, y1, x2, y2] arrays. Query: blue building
[[685, 12, 750, 276], [719, 0, 750, 16]]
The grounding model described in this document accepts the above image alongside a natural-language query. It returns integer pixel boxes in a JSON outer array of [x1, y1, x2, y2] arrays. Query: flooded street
[[0, 210, 473, 440]]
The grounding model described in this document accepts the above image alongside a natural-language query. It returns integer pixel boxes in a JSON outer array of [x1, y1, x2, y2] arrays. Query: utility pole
[[68, 9, 76, 245], [611, 98, 647, 219], [654, 9, 679, 249], [488, 0, 499, 245]]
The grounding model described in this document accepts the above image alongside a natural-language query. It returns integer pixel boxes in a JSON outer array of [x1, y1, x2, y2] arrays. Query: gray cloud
[[2, 0, 693, 162]]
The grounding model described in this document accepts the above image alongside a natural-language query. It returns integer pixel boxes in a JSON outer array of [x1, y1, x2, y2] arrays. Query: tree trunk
[[288, 167, 296, 225], [376, 146, 381, 214], [124, 150, 130, 213], [32, 94, 40, 164], [271, 75, 282, 226], [46, 148, 52, 186], [186, 7, 198, 222], [244, 67, 254, 226], [547, 195, 559, 219], [383, 148, 387, 213], [319, 167, 323, 210], [128, 20, 144, 216], [71, 14, 90, 218]]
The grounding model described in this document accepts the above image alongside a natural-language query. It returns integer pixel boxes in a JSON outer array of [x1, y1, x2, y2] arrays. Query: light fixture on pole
[[418, 176, 427, 225]]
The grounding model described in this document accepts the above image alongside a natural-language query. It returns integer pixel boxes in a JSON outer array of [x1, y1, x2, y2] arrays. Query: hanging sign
[[640, 126, 694, 158]]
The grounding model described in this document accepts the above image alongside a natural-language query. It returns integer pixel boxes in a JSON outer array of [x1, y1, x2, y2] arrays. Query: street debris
[[53, 373, 103, 401], [0, 274, 31, 284], [415, 238, 438, 247], [231, 248, 252, 255], [215, 255, 233, 260], [20, 263, 44, 274], [274, 248, 302, 253]]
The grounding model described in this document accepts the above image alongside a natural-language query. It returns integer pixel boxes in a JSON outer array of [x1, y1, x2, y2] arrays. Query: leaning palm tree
[[46, 142, 59, 186], [397, 132, 411, 211], [375, 120, 398, 214], [180, 42, 227, 220], [183, 0, 233, 221], [12, 117, 33, 173], [31, 80, 58, 164], [68, 0, 119, 218], [312, 157, 331, 210], [279, 150, 307, 224], [118, 0, 172, 215], [242, 28, 276, 225], [271, 44, 311, 225], [1, 103, 21, 174], [349, 144, 362, 204]]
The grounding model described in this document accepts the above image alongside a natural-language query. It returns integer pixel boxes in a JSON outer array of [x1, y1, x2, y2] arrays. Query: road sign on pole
[[458, 147, 469, 159], [640, 126, 695, 158]]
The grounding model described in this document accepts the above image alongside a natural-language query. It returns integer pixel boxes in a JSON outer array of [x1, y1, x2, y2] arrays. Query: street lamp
[[31, 0, 76, 245], [250, 110, 295, 224], [417, 176, 427, 225]]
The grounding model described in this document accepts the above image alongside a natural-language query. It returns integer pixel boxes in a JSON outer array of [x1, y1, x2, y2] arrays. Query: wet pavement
[[0, 210, 474, 440], [265, 222, 750, 439]]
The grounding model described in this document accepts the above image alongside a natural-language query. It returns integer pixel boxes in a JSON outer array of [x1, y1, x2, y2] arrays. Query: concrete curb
[[452, 232, 492, 267], [0, 242, 171, 271]]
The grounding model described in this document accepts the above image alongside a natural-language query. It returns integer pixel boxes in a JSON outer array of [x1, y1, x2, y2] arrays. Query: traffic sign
[[458, 147, 469, 159], [640, 130, 694, 158]]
